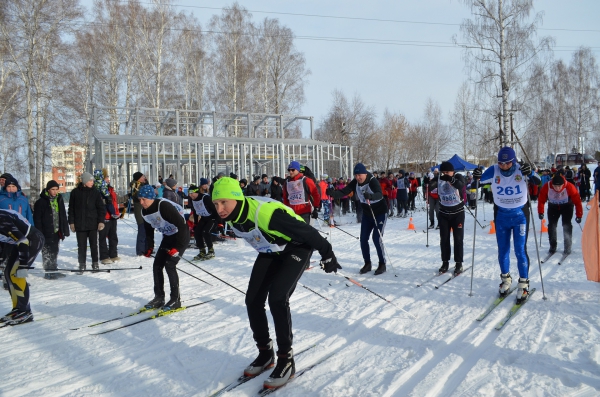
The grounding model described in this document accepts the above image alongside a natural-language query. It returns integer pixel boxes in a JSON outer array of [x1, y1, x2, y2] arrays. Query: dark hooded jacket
[[68, 182, 106, 231], [33, 188, 70, 239]]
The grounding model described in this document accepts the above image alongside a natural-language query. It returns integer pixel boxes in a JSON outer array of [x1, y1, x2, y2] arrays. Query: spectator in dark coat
[[33, 180, 70, 279], [163, 178, 181, 205], [270, 177, 284, 202], [246, 176, 261, 196], [259, 174, 271, 196], [68, 172, 106, 272], [130, 171, 149, 255]]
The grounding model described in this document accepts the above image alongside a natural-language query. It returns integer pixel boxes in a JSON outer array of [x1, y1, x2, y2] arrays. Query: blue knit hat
[[200, 178, 209, 186], [353, 163, 367, 174], [138, 184, 156, 199], [498, 146, 516, 163], [287, 161, 301, 171]]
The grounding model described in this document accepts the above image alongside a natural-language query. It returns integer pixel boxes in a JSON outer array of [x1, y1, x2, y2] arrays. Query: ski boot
[[193, 250, 206, 261], [203, 248, 215, 260], [359, 262, 372, 274], [111, 257, 121, 262], [244, 340, 275, 377], [44, 273, 56, 280], [374, 262, 386, 275], [163, 297, 181, 311], [77, 263, 86, 275], [144, 295, 165, 310], [428, 223, 435, 229], [499, 273, 512, 297], [1, 308, 20, 322], [101, 258, 113, 265], [453, 263, 463, 276], [438, 261, 449, 274], [263, 348, 295, 389], [516, 278, 529, 304], [92, 262, 100, 272], [8, 310, 33, 325]]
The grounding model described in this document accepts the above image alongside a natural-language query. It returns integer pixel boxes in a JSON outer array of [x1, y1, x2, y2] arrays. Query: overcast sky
[[81, 0, 600, 129]]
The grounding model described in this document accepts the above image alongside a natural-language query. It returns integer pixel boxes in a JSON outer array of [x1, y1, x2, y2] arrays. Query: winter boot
[[428, 223, 435, 229], [359, 262, 372, 274], [244, 340, 275, 377], [516, 278, 530, 304], [163, 297, 181, 311], [144, 295, 165, 310], [499, 273, 513, 296], [110, 256, 121, 262], [203, 248, 215, 260], [263, 348, 295, 389], [438, 261, 449, 274], [78, 263, 86, 275], [1, 308, 20, 322], [92, 262, 100, 272], [8, 310, 33, 325], [453, 263, 463, 276], [193, 250, 207, 261], [44, 273, 56, 280], [548, 247, 556, 255], [374, 262, 386, 275], [101, 258, 113, 265]]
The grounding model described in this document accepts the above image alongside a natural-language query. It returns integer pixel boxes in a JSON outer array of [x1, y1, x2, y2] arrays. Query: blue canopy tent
[[431, 154, 479, 172]]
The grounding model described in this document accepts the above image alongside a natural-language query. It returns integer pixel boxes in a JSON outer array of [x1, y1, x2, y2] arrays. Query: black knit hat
[[552, 174, 564, 186], [133, 171, 143, 181], [46, 180, 60, 190], [440, 161, 454, 172]]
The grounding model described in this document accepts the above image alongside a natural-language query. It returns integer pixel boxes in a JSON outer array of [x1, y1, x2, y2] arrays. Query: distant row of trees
[[317, 0, 600, 173], [0, 0, 309, 197]]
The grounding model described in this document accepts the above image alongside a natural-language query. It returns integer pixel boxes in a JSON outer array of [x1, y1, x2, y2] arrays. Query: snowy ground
[[1, 197, 599, 397]]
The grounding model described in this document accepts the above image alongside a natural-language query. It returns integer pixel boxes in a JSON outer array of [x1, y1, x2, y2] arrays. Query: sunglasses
[[288, 169, 297, 172], [498, 160, 513, 166]]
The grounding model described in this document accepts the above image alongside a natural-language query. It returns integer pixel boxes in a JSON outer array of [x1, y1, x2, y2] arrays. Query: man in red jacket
[[99, 174, 121, 264], [283, 161, 320, 223], [538, 174, 583, 255]]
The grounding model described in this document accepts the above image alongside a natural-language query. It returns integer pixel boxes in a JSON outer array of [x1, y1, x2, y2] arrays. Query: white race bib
[[491, 165, 528, 209], [287, 178, 307, 206], [142, 199, 185, 236]]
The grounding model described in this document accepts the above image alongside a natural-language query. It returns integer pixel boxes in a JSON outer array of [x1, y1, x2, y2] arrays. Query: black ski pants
[[428, 198, 439, 226], [245, 245, 311, 354], [153, 241, 186, 300], [42, 232, 60, 271], [76, 230, 98, 264], [194, 218, 215, 250], [408, 191, 417, 210], [99, 218, 118, 260], [547, 203, 573, 253], [438, 210, 465, 263]]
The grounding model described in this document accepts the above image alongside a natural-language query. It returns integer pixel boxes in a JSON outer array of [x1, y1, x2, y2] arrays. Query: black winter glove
[[473, 168, 482, 178], [576, 217, 581, 224], [311, 209, 319, 219], [326, 188, 334, 197], [538, 213, 544, 220], [363, 192, 373, 200], [320, 253, 342, 273], [520, 163, 532, 176], [439, 174, 454, 182]]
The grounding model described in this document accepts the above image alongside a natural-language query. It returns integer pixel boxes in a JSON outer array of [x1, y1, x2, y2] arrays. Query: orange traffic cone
[[541, 219, 548, 233], [488, 220, 496, 234], [407, 217, 415, 230]]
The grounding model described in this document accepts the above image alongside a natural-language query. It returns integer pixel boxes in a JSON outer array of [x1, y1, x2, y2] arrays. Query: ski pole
[[525, 177, 547, 301], [426, 185, 429, 247], [101, 266, 143, 271], [51, 268, 111, 273], [336, 271, 416, 319], [366, 201, 398, 277], [318, 217, 359, 239], [464, 206, 486, 229], [167, 249, 246, 295], [178, 267, 213, 286], [297, 281, 337, 306], [469, 180, 479, 297]]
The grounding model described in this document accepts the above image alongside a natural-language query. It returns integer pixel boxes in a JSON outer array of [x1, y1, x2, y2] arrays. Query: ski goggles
[[497, 160, 513, 166]]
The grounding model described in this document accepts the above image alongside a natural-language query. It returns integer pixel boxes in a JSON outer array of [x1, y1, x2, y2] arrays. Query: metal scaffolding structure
[[89, 106, 352, 194]]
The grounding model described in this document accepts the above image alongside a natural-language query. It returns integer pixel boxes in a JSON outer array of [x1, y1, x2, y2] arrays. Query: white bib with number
[[142, 199, 185, 236], [192, 194, 212, 217], [287, 178, 307, 206], [438, 179, 463, 207], [230, 197, 285, 254], [491, 166, 528, 209], [548, 186, 569, 205]]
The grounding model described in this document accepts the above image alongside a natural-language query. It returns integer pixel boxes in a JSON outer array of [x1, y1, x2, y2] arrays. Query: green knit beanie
[[212, 177, 244, 200]]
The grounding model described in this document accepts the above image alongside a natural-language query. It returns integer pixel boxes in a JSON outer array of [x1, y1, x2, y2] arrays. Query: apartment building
[[51, 145, 85, 193]]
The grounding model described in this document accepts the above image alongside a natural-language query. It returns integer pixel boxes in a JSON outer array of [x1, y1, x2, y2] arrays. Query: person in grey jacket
[[163, 178, 181, 205]]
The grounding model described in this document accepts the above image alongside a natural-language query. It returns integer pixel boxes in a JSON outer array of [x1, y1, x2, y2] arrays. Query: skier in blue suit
[[473, 146, 540, 303]]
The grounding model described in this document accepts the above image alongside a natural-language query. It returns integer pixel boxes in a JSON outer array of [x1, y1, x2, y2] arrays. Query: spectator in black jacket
[[130, 172, 149, 255], [68, 172, 106, 273], [270, 177, 283, 202], [259, 174, 271, 196], [246, 176, 261, 196], [33, 180, 70, 279], [163, 178, 181, 205]]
